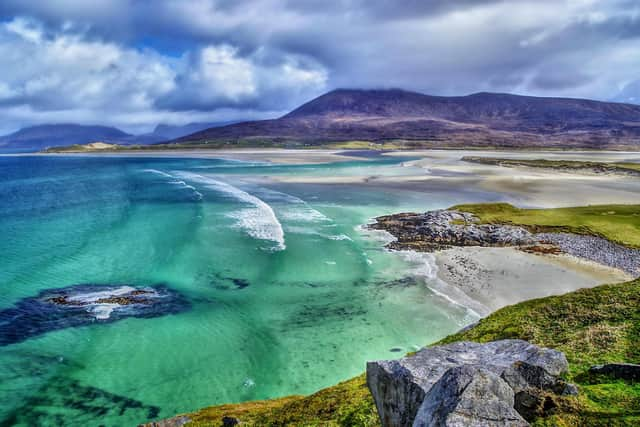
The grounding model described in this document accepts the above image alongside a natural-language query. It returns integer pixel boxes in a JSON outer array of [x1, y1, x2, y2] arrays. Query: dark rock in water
[[390, 347, 403, 353], [414, 365, 528, 427], [367, 339, 575, 426], [231, 278, 250, 290], [589, 363, 640, 381], [0, 284, 190, 346]]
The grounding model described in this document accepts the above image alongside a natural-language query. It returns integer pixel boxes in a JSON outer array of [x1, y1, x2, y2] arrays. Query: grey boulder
[[367, 339, 574, 427], [414, 365, 528, 427]]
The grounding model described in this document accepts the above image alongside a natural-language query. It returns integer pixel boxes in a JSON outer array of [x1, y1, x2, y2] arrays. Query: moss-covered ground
[[452, 203, 640, 248]]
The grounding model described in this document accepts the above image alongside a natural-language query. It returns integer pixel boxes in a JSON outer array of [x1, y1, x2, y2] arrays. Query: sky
[[0, 0, 639, 134]]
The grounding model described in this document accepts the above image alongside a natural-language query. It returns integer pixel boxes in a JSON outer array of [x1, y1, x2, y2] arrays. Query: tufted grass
[[451, 203, 640, 248]]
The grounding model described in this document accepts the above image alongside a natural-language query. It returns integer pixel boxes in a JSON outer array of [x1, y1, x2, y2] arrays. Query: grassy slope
[[462, 157, 640, 174], [440, 279, 640, 426], [164, 204, 640, 426], [452, 203, 640, 248]]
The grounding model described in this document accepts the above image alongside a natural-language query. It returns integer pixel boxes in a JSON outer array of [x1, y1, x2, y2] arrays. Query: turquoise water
[[0, 155, 492, 426]]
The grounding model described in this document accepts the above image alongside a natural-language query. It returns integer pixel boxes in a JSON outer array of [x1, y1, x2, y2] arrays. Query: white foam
[[355, 223, 397, 246], [256, 188, 332, 224], [397, 250, 487, 319], [174, 172, 285, 250], [88, 304, 119, 320], [68, 285, 139, 303], [143, 169, 203, 200], [327, 234, 353, 241]]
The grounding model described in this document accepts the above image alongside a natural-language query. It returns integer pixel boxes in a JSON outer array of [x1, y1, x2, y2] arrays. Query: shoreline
[[433, 246, 630, 314], [370, 207, 639, 316]]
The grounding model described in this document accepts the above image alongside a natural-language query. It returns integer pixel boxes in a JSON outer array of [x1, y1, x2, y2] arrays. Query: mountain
[[173, 89, 640, 149], [0, 124, 133, 152], [145, 121, 240, 141]]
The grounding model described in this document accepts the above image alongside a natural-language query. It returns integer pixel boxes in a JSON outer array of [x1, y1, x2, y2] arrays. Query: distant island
[[38, 88, 640, 153]]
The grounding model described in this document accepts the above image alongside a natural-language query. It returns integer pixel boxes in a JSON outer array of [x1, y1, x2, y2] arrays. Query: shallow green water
[[0, 154, 495, 426]]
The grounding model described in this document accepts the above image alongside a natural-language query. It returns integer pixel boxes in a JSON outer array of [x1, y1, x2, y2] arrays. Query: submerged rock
[[367, 339, 575, 426], [0, 284, 190, 346]]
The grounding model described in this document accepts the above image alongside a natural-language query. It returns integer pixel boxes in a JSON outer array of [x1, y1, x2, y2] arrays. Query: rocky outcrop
[[589, 363, 640, 381], [370, 210, 537, 252], [370, 209, 640, 277], [366, 340, 576, 427]]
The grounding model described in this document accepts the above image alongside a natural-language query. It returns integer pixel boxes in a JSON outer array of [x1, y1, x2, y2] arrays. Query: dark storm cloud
[[0, 0, 638, 133]]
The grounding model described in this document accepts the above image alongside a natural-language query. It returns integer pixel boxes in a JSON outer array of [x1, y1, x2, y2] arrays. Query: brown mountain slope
[[173, 89, 640, 149]]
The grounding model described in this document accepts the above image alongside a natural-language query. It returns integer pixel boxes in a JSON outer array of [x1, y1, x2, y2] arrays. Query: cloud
[[157, 45, 327, 111], [0, 14, 326, 133], [0, 0, 638, 133]]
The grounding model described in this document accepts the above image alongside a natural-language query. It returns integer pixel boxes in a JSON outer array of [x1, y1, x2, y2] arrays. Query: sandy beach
[[38, 148, 360, 164], [434, 246, 631, 314]]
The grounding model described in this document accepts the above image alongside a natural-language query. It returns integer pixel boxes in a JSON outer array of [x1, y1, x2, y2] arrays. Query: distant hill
[[144, 121, 240, 141], [173, 89, 640, 149], [0, 124, 132, 152]]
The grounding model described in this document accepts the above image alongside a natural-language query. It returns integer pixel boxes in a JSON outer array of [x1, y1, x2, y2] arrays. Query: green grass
[[462, 156, 640, 175], [439, 279, 640, 426], [451, 203, 640, 248], [180, 374, 379, 427]]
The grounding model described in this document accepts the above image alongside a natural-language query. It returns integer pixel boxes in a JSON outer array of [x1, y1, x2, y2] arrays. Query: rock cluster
[[537, 233, 640, 276], [370, 210, 537, 252], [367, 339, 576, 427]]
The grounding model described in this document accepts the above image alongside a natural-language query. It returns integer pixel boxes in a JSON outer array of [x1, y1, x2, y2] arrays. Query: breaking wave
[[143, 169, 203, 200], [255, 188, 332, 224], [173, 172, 286, 251]]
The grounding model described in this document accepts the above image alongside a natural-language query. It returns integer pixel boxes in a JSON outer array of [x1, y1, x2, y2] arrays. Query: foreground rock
[[0, 284, 190, 346], [367, 339, 576, 426]]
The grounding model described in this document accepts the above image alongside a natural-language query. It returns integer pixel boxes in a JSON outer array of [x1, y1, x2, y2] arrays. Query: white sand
[[434, 247, 631, 314], [40, 148, 360, 164]]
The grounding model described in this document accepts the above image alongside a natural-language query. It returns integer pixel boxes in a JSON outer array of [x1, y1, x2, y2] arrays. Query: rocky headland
[[370, 209, 640, 277]]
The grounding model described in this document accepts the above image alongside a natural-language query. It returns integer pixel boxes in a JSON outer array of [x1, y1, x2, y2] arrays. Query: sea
[[0, 154, 495, 426]]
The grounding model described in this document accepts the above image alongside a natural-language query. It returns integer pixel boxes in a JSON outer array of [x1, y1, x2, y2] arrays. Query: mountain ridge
[[173, 89, 640, 149], [0, 124, 133, 152]]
